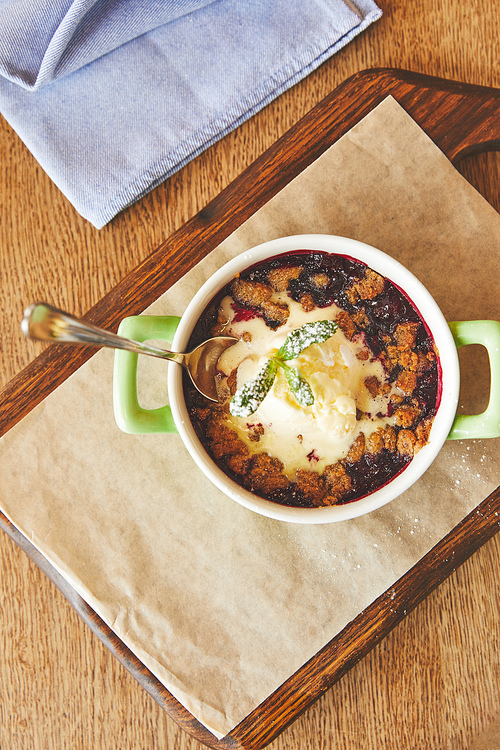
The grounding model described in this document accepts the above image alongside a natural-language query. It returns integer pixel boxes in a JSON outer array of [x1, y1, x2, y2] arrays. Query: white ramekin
[[166, 234, 461, 523]]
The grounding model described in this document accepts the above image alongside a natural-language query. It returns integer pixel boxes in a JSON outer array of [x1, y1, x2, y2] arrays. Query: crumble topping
[[185, 251, 440, 508]]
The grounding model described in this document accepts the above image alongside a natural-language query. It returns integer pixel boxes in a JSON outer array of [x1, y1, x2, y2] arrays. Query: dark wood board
[[1, 69, 499, 749]]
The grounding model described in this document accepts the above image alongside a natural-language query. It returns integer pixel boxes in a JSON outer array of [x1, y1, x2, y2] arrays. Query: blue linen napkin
[[0, 0, 381, 228]]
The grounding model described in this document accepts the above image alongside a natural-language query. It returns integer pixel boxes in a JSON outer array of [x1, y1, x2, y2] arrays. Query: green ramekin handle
[[113, 315, 181, 434], [447, 320, 500, 440]]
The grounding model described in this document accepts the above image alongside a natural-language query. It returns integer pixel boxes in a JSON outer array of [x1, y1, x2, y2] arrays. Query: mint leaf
[[281, 362, 314, 407], [230, 359, 278, 418], [277, 320, 338, 361], [229, 320, 338, 418]]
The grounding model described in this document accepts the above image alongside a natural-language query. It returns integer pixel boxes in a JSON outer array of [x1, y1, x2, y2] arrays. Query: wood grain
[[3, 69, 500, 439], [3, 66, 500, 748], [2, 1, 500, 749]]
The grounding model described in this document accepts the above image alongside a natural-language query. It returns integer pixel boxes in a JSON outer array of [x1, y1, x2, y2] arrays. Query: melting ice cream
[[217, 296, 395, 476]]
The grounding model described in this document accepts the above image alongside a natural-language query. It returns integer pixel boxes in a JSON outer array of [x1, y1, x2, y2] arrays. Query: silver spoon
[[21, 302, 237, 402]]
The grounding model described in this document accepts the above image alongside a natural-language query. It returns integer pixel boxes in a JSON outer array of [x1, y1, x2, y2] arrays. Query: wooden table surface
[[1, 2, 500, 749]]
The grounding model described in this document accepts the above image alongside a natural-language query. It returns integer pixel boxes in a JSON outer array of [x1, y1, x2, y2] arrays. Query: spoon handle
[[21, 303, 183, 362]]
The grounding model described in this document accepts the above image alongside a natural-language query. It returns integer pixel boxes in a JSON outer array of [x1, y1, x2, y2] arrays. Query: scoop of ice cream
[[306, 372, 357, 437], [253, 366, 356, 439], [220, 299, 392, 476]]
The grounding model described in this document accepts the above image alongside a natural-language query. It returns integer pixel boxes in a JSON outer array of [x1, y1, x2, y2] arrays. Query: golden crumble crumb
[[336, 309, 356, 340], [296, 470, 327, 504], [383, 426, 397, 452], [365, 375, 381, 397], [346, 268, 385, 303], [230, 278, 273, 306], [248, 453, 290, 493], [414, 418, 433, 452], [367, 429, 385, 454], [396, 429, 416, 457], [261, 299, 290, 326], [394, 403, 420, 427], [396, 369, 418, 395], [311, 272, 329, 288], [345, 433, 365, 463], [299, 293, 316, 312], [323, 463, 352, 501], [352, 308, 370, 329], [226, 447, 251, 475], [267, 265, 303, 291], [394, 321, 420, 348], [399, 348, 420, 371]]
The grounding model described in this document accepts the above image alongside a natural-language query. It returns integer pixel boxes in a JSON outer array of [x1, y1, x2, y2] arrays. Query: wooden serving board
[[1, 69, 500, 750]]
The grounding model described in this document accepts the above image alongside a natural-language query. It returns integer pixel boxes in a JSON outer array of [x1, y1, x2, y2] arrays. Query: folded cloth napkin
[[0, 1, 217, 89], [0, 0, 381, 228]]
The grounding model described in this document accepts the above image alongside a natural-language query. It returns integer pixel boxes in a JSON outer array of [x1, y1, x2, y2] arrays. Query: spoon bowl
[[21, 302, 237, 402]]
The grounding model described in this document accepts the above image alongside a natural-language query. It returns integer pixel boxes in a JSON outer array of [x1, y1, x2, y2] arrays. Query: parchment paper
[[1, 97, 499, 738]]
